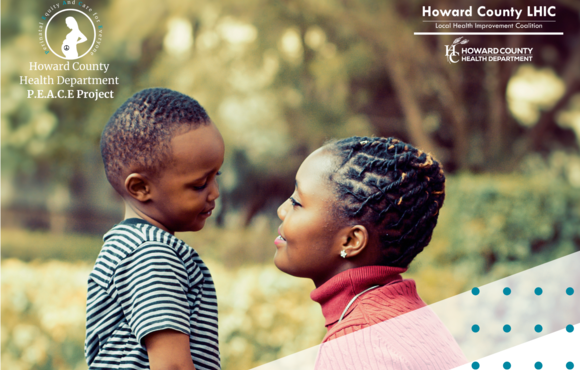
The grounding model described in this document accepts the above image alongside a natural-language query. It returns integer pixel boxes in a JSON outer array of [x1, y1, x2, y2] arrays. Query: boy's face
[[148, 123, 224, 233]]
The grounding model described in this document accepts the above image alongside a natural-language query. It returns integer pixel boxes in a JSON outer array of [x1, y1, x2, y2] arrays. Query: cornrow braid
[[326, 136, 445, 267]]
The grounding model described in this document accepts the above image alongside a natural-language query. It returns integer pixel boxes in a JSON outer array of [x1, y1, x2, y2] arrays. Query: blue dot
[[472, 287, 480, 295], [567, 287, 574, 296], [503, 361, 511, 369], [535, 362, 543, 369], [471, 362, 480, 369], [535, 287, 543, 295], [566, 362, 574, 369], [503, 324, 511, 333], [566, 325, 575, 333], [503, 287, 511, 295], [535, 324, 543, 333], [472, 325, 480, 333]]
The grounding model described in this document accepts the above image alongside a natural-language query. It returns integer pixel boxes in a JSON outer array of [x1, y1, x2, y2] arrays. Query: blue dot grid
[[470, 287, 576, 368], [471, 361, 575, 368]]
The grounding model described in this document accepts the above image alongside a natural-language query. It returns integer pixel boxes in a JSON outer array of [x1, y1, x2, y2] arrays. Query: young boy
[[85, 88, 224, 370]]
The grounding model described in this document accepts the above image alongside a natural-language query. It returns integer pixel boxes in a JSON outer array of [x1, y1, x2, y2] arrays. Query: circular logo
[[45, 9, 96, 60]]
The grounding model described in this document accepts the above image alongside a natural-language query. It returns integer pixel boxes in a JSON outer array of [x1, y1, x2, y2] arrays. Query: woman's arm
[[77, 32, 88, 44], [144, 329, 196, 370]]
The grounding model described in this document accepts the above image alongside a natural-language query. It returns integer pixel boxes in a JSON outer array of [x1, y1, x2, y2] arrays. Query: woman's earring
[[340, 250, 347, 258]]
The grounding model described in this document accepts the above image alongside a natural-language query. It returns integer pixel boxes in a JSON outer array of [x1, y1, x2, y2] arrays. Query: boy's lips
[[200, 207, 214, 217]]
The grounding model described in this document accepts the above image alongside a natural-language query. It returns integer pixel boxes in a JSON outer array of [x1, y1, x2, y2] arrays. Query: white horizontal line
[[423, 20, 556, 22], [414, 32, 563, 35]]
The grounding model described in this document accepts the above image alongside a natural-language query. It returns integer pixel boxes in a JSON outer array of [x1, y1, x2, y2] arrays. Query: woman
[[274, 136, 467, 369], [62, 16, 87, 59]]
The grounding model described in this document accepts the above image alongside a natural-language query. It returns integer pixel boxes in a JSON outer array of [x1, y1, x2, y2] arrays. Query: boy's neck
[[123, 201, 174, 234]]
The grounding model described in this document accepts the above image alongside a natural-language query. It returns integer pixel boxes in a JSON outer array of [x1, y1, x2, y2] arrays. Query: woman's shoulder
[[323, 279, 427, 340], [360, 279, 427, 314], [320, 284, 467, 368]]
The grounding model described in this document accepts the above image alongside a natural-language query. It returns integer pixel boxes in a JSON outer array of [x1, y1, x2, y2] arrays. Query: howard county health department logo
[[39, 1, 103, 60], [443, 36, 534, 63], [445, 37, 469, 64]]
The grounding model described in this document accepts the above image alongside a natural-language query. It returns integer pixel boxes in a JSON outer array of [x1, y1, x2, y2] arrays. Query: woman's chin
[[273, 254, 306, 278], [273, 252, 283, 270], [273, 253, 291, 274]]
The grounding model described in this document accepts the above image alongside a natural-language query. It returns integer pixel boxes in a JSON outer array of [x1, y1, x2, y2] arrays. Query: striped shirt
[[85, 218, 220, 369]]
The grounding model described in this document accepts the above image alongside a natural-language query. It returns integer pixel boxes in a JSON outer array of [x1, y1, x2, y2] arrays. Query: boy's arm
[[144, 329, 196, 370]]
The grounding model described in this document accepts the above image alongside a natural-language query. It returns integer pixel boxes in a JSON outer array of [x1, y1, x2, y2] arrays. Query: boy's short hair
[[325, 136, 445, 268], [101, 88, 210, 193]]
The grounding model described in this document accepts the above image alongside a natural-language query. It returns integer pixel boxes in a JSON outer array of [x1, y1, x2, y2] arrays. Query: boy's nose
[[277, 200, 289, 220], [208, 178, 220, 202]]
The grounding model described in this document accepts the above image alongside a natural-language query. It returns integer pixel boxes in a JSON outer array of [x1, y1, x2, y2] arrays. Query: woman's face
[[275, 148, 347, 286]]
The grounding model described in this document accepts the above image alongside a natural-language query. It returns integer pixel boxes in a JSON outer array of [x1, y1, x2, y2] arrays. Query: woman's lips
[[274, 230, 287, 247]]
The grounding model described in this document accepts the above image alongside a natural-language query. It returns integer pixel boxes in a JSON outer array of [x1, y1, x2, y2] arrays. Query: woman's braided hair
[[325, 136, 445, 267]]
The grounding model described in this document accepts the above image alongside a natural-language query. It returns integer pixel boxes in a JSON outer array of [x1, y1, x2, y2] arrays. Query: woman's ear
[[340, 225, 369, 258], [124, 173, 152, 202]]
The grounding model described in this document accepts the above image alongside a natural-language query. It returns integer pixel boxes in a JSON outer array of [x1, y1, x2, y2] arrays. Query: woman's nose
[[277, 200, 289, 220]]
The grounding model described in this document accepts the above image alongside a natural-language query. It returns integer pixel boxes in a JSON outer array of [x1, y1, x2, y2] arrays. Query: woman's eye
[[193, 183, 207, 190], [289, 197, 302, 207], [216, 171, 222, 176]]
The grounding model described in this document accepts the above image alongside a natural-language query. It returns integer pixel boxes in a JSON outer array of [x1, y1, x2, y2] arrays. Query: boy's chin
[[175, 219, 206, 233], [189, 220, 207, 232]]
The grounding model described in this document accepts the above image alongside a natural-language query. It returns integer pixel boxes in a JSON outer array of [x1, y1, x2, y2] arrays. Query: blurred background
[[2, 0, 580, 368]]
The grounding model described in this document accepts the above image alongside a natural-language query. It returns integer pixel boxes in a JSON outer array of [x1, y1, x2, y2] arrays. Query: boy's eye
[[193, 171, 220, 190], [289, 197, 302, 207]]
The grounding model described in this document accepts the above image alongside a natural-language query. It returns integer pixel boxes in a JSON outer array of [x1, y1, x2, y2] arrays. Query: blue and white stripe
[[85, 219, 220, 369]]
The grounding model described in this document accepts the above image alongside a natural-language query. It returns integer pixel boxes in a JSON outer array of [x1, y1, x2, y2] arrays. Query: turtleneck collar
[[310, 265, 407, 328]]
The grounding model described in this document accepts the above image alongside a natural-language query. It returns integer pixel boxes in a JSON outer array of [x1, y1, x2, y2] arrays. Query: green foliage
[[407, 172, 580, 303], [3, 0, 579, 221]]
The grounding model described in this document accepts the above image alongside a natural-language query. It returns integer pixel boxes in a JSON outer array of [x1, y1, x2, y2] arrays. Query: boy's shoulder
[[90, 218, 202, 288]]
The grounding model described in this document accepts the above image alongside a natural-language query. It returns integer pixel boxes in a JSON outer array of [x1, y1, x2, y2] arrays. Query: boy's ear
[[340, 225, 369, 258], [124, 173, 152, 202]]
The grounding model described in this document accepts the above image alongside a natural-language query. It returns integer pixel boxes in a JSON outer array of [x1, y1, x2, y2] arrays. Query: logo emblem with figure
[[445, 37, 469, 64], [40, 5, 102, 60], [60, 16, 88, 59]]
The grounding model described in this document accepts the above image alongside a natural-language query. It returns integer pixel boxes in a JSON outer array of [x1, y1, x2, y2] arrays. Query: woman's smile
[[274, 230, 287, 248], [274, 149, 350, 286]]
